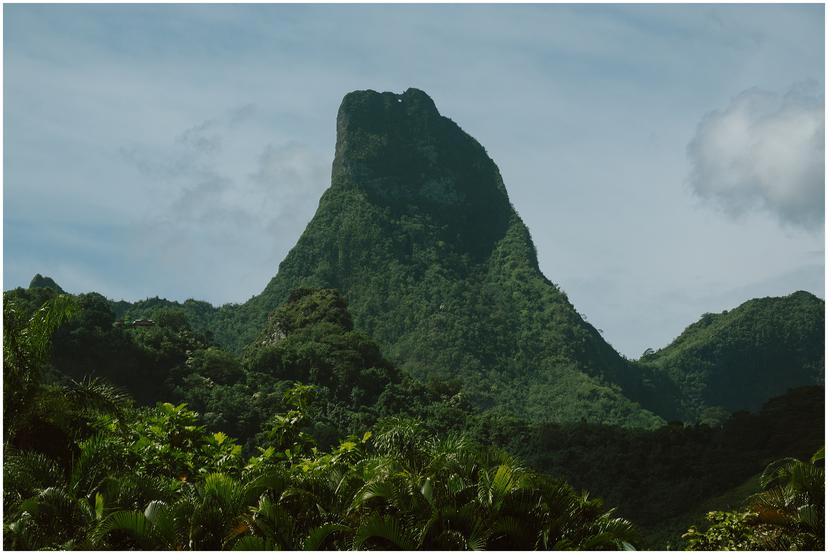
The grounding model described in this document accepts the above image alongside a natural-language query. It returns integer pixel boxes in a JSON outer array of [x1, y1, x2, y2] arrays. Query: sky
[[4, 4, 825, 358]]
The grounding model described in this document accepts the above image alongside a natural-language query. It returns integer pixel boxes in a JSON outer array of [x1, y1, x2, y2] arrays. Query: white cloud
[[687, 83, 824, 230], [117, 109, 330, 303]]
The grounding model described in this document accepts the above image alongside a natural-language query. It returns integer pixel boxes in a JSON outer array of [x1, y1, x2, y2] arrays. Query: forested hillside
[[4, 291, 824, 550], [637, 291, 824, 421], [471, 386, 824, 547], [6, 284, 477, 450], [2, 293, 642, 550], [5, 281, 825, 548]]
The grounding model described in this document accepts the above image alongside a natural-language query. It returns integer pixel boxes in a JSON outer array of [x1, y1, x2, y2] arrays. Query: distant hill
[[638, 291, 824, 421], [29, 273, 64, 293]]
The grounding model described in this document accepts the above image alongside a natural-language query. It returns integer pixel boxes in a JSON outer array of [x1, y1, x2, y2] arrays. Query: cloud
[[686, 83, 824, 230], [177, 120, 222, 156], [116, 108, 330, 303]]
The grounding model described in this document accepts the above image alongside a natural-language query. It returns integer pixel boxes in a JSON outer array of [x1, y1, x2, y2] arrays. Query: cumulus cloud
[[117, 107, 330, 302], [687, 83, 824, 230]]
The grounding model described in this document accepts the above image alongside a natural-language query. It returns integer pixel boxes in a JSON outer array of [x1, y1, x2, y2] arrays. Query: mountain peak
[[29, 273, 65, 293], [331, 88, 513, 260], [337, 88, 440, 124]]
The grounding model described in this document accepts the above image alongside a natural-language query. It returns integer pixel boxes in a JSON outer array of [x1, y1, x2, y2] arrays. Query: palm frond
[[352, 513, 415, 550], [64, 377, 130, 416], [143, 500, 175, 543], [93, 510, 152, 549], [232, 535, 278, 550], [760, 457, 801, 489], [3, 450, 63, 505], [25, 295, 78, 363], [303, 522, 351, 550]]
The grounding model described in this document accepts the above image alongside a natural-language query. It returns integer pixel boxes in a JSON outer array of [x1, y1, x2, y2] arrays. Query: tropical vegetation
[[4, 283, 825, 550], [3, 295, 638, 550], [683, 447, 824, 550]]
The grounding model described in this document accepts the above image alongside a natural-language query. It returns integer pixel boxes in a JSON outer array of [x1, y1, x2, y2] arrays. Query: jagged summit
[[331, 88, 513, 260], [337, 88, 440, 124], [29, 274, 64, 293], [335, 89, 442, 149]]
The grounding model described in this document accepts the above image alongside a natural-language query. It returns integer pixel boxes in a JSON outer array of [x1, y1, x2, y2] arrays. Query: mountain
[[24, 89, 824, 429], [223, 88, 663, 428], [29, 273, 64, 293], [638, 291, 825, 421]]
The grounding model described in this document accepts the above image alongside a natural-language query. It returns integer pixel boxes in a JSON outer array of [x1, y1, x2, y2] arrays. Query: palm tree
[[684, 447, 825, 551], [4, 294, 77, 442], [91, 500, 178, 550], [344, 417, 638, 551], [746, 447, 824, 550], [2, 478, 104, 550]]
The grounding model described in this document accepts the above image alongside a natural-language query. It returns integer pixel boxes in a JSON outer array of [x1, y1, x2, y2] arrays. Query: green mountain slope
[[5, 283, 464, 447], [639, 291, 825, 420], [227, 88, 661, 428]]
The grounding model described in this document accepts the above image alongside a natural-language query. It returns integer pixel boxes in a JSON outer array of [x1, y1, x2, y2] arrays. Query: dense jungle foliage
[[5, 284, 462, 451], [5, 294, 640, 550], [682, 447, 824, 550], [472, 386, 824, 548], [4, 283, 825, 549]]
